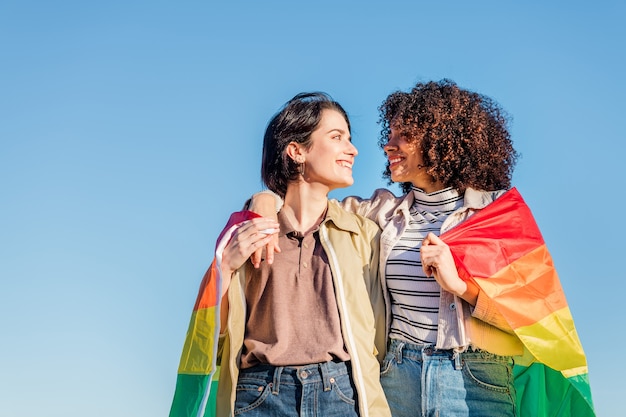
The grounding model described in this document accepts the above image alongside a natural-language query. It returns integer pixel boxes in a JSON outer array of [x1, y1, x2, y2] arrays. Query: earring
[[297, 159, 305, 176]]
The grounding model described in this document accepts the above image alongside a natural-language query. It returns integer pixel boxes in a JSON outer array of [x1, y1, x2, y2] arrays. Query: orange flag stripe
[[475, 245, 568, 328], [193, 261, 219, 311]]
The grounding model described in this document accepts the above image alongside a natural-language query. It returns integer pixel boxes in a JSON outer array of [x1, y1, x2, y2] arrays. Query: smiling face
[[297, 109, 357, 192], [384, 125, 443, 192]]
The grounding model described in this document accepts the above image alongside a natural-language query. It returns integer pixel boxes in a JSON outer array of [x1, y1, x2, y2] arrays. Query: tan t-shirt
[[239, 209, 350, 369]]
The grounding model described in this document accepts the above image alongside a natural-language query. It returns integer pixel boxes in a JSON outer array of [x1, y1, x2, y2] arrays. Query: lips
[[387, 155, 404, 168], [337, 160, 353, 169]]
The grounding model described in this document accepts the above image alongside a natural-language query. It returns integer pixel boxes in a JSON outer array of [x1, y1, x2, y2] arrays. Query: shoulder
[[463, 188, 507, 209], [327, 200, 380, 236], [368, 188, 404, 206]]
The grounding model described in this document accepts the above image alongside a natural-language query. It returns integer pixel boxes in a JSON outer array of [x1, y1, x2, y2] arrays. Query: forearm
[[248, 190, 283, 214], [334, 188, 398, 223]]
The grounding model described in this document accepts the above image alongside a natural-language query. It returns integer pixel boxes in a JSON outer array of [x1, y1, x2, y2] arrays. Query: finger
[[233, 229, 271, 256], [236, 222, 279, 268], [258, 227, 279, 235], [427, 232, 444, 245], [251, 217, 280, 230], [265, 241, 274, 265], [251, 247, 263, 269], [246, 233, 273, 259], [237, 223, 279, 246], [427, 232, 441, 244], [264, 229, 283, 264], [253, 220, 280, 266], [273, 234, 281, 253], [238, 218, 278, 234]]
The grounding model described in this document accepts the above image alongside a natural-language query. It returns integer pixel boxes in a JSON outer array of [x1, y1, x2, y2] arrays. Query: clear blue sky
[[1, 1, 624, 416]]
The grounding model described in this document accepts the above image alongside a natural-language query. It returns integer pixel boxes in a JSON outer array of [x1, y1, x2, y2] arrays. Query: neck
[[282, 182, 329, 233], [413, 179, 446, 193]]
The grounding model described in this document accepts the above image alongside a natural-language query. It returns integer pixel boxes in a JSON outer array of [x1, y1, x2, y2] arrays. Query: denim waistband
[[387, 338, 511, 370], [388, 339, 455, 361], [238, 361, 351, 393]]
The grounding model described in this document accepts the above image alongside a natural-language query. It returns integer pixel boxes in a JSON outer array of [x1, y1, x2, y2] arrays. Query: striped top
[[386, 186, 464, 344]]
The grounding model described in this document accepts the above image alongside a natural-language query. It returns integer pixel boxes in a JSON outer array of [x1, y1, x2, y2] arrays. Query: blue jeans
[[234, 361, 359, 416], [380, 339, 516, 417]]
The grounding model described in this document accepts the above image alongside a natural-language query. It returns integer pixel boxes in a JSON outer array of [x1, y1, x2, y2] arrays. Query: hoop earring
[[295, 157, 305, 177]]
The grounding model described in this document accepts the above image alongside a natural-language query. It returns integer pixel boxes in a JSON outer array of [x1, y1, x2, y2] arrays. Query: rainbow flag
[[440, 187, 595, 417], [169, 211, 261, 417]]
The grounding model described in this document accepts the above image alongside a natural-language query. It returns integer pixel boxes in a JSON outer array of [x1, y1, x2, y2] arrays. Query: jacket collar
[[323, 200, 362, 235], [462, 187, 501, 210]]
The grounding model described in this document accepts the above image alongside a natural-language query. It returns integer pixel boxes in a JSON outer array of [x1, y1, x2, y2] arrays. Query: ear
[[286, 142, 305, 163]]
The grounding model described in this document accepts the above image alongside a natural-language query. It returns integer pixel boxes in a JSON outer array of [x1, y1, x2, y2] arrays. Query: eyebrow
[[326, 128, 347, 135]]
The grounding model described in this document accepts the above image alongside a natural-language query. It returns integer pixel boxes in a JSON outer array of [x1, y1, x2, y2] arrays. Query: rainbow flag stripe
[[441, 188, 595, 417], [169, 211, 260, 417]]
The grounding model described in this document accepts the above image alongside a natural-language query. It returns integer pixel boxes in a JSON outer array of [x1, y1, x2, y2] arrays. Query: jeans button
[[299, 370, 308, 379]]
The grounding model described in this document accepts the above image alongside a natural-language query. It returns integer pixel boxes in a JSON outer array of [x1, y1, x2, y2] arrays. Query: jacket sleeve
[[470, 291, 515, 333], [333, 188, 403, 228]]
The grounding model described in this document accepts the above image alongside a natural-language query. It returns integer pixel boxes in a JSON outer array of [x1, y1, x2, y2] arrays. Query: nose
[[383, 136, 397, 154], [346, 140, 358, 156]]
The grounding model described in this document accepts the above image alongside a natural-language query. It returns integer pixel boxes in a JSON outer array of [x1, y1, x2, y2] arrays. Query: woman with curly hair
[[250, 79, 521, 416], [358, 80, 520, 417]]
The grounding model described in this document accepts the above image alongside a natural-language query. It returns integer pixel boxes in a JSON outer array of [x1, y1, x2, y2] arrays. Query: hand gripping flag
[[169, 211, 261, 417], [440, 188, 594, 417]]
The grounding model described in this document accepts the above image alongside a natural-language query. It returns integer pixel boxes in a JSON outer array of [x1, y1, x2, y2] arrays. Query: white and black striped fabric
[[386, 187, 464, 345]]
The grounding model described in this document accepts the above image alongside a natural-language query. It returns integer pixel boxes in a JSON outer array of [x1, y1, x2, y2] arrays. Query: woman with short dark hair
[[215, 92, 391, 417]]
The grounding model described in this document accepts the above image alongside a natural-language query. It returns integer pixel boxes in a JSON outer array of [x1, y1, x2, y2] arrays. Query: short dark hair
[[378, 79, 518, 193], [261, 92, 350, 197]]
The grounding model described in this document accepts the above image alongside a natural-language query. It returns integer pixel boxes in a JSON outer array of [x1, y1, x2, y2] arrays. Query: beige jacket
[[216, 200, 391, 417]]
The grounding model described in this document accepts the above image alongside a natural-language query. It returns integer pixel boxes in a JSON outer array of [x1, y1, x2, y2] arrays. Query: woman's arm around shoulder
[[333, 188, 403, 226]]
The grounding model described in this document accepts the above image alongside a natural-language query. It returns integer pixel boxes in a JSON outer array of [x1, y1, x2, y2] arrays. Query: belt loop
[[396, 341, 405, 364], [453, 352, 462, 370], [319, 362, 332, 391], [272, 366, 283, 394]]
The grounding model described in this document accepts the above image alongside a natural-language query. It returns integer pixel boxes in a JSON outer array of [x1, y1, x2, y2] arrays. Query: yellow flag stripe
[[515, 306, 587, 372], [177, 308, 218, 374]]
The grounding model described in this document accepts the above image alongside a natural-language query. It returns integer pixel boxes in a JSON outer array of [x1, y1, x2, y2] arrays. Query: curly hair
[[378, 79, 518, 194]]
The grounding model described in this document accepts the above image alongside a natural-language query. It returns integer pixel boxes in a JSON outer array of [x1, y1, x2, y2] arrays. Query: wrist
[[254, 189, 283, 212], [458, 279, 479, 306]]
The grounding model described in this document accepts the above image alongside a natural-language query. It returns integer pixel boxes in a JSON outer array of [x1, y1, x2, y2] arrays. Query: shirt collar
[[394, 187, 500, 217], [277, 204, 332, 237]]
